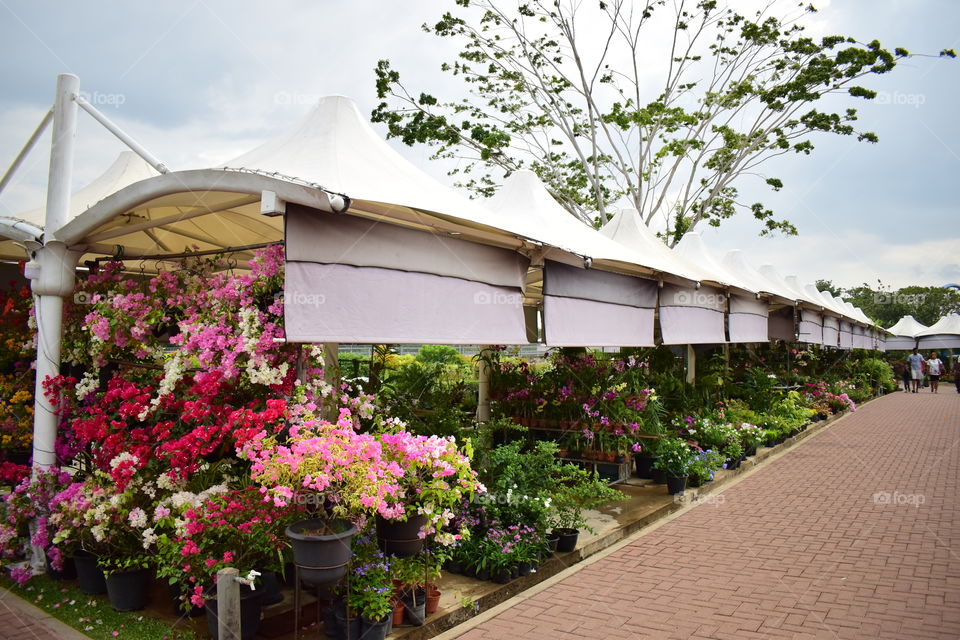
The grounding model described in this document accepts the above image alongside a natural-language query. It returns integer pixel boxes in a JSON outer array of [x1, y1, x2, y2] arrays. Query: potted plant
[[391, 555, 427, 625], [376, 429, 483, 555], [241, 409, 381, 586], [338, 534, 394, 640], [652, 437, 696, 495], [155, 486, 292, 640], [549, 464, 622, 552]]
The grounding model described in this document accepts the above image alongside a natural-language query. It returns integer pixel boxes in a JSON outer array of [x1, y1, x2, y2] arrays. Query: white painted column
[[476, 346, 493, 422]]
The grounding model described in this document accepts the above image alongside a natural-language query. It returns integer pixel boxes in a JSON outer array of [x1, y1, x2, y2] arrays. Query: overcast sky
[[0, 0, 957, 291]]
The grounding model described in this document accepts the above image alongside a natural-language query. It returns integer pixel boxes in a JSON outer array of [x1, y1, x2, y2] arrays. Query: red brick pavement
[[453, 392, 960, 639], [0, 584, 90, 640]]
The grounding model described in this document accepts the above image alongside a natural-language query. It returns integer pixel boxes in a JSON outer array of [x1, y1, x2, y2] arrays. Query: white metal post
[[686, 344, 696, 384], [45, 74, 79, 237], [476, 346, 493, 422], [30, 74, 80, 473]]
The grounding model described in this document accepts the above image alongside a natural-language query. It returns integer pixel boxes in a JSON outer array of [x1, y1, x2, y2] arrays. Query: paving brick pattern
[[456, 392, 960, 639], [0, 588, 78, 640]]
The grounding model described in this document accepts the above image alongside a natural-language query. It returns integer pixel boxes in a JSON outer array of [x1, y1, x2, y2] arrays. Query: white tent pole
[[73, 95, 169, 175], [0, 108, 53, 197], [31, 72, 80, 477], [686, 344, 696, 384], [476, 346, 493, 422], [44, 75, 79, 235]]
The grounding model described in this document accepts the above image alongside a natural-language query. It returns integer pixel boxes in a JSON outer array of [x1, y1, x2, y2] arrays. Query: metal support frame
[[74, 94, 169, 174], [0, 108, 53, 197]]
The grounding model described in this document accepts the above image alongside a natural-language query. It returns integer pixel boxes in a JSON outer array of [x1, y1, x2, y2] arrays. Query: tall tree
[[373, 0, 954, 244]]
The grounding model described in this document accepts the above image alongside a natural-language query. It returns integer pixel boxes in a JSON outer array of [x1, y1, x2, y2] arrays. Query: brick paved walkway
[[453, 392, 960, 639], [0, 585, 90, 640]]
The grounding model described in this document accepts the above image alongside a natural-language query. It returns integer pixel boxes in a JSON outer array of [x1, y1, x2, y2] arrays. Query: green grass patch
[[0, 575, 199, 640]]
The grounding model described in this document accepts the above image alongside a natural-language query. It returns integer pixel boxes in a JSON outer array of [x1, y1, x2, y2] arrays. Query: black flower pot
[[45, 553, 76, 581], [445, 559, 464, 574], [517, 561, 532, 577], [205, 589, 264, 640], [553, 528, 579, 553], [375, 513, 427, 558], [166, 582, 204, 617], [286, 518, 357, 587], [327, 600, 361, 640], [634, 454, 658, 478], [402, 588, 426, 626], [546, 533, 560, 554], [493, 570, 511, 584], [105, 568, 152, 611], [259, 570, 283, 606], [666, 475, 688, 495], [361, 614, 391, 640], [73, 551, 107, 595], [651, 468, 668, 485]]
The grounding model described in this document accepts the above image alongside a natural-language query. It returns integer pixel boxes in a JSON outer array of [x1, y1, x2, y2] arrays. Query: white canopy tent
[[4, 74, 892, 492], [885, 315, 928, 350], [673, 232, 768, 343], [601, 210, 726, 344], [484, 171, 689, 347], [0, 152, 158, 260], [916, 314, 960, 350]]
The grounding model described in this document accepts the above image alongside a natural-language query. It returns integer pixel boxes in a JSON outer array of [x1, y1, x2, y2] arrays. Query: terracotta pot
[[392, 600, 405, 626], [425, 584, 441, 615]]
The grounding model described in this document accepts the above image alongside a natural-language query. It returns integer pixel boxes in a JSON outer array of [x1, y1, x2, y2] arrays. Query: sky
[[0, 0, 957, 292]]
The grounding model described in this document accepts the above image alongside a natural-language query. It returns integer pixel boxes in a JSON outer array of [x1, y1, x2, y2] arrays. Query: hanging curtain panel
[[884, 335, 917, 351], [797, 309, 824, 345], [728, 294, 769, 343], [284, 205, 530, 344], [839, 320, 853, 350], [852, 325, 867, 349], [768, 306, 796, 341], [918, 334, 960, 350], [659, 283, 727, 345], [542, 260, 657, 347], [822, 315, 840, 348]]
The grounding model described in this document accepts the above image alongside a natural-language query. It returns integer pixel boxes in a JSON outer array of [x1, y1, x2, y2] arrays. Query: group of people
[[898, 349, 959, 394]]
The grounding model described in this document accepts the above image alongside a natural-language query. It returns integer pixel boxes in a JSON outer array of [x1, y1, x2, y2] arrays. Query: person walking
[[925, 352, 944, 393], [954, 358, 960, 394], [907, 348, 925, 393]]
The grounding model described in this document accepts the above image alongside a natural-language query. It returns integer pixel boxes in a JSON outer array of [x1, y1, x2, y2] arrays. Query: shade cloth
[[728, 294, 769, 343], [798, 309, 824, 345], [659, 283, 727, 345], [542, 260, 657, 346], [284, 204, 529, 344]]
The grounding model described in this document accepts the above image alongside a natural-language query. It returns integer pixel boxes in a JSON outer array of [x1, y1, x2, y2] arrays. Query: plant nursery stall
[[0, 75, 895, 640]]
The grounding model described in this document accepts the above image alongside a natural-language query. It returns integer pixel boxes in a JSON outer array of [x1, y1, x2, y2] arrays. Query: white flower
[[128, 508, 147, 529], [141, 527, 157, 549], [75, 371, 100, 401]]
